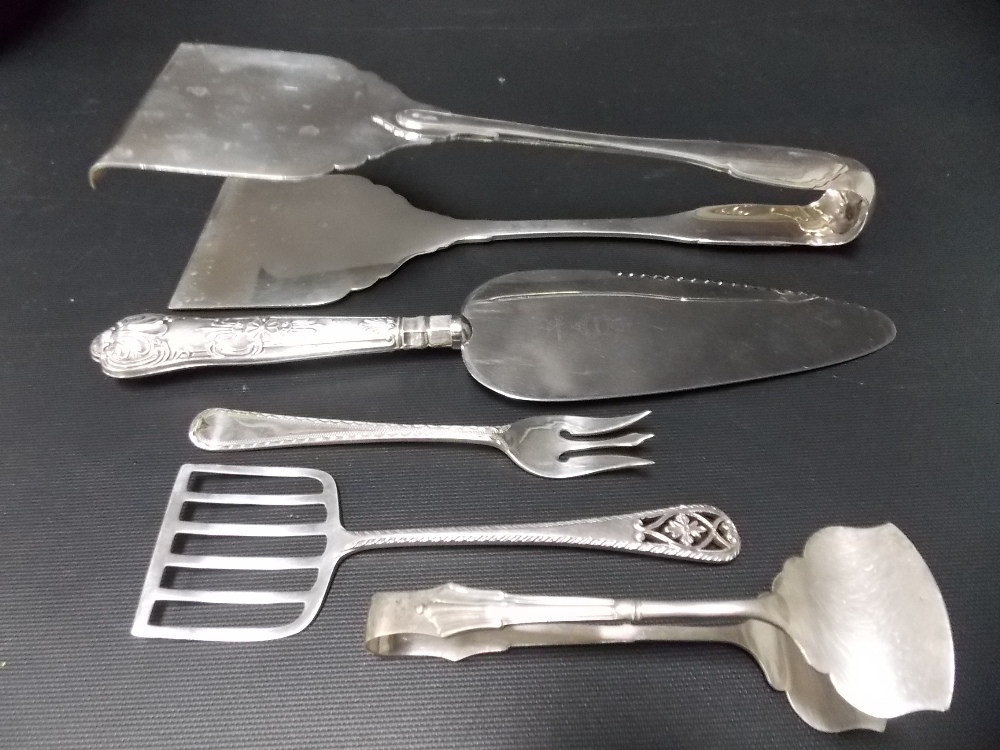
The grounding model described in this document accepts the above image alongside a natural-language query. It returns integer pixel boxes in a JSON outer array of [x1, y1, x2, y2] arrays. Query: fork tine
[[559, 454, 655, 478], [564, 432, 655, 451], [559, 410, 652, 436]]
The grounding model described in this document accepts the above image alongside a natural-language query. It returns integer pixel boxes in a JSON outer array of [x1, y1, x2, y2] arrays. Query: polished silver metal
[[93, 270, 896, 401], [363, 524, 953, 721], [189, 407, 654, 479], [91, 44, 873, 248], [170, 174, 869, 309], [132, 464, 740, 641], [366, 585, 886, 733]]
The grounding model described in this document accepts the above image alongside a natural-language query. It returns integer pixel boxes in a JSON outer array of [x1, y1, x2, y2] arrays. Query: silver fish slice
[[91, 43, 873, 249], [366, 584, 887, 734], [132, 464, 739, 642], [189, 408, 654, 479]]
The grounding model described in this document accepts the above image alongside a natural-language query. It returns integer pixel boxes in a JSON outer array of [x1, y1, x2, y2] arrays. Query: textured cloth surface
[[1, 1, 998, 747]]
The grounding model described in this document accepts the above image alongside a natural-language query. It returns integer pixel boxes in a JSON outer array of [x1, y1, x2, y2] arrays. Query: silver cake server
[[90, 44, 873, 248], [170, 175, 870, 310], [91, 270, 895, 401], [364, 523, 954, 721]]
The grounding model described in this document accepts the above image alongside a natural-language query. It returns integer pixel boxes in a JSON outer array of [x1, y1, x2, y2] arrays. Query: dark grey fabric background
[[1, 1, 998, 747]]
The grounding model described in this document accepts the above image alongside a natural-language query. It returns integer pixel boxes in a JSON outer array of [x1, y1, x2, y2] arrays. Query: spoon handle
[[363, 583, 757, 640], [366, 616, 744, 660]]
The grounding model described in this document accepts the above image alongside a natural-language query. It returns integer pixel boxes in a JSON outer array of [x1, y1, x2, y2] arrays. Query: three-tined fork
[[189, 408, 654, 479]]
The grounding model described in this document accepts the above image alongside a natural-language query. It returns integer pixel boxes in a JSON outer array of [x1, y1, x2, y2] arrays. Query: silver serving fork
[[189, 408, 654, 479]]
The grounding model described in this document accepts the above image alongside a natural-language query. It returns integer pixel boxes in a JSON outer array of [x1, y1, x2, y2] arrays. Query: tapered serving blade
[[459, 270, 895, 401], [169, 176, 468, 309], [90, 43, 430, 183]]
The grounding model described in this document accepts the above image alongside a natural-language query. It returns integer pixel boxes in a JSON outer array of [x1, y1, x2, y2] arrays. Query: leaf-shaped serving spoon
[[366, 585, 886, 733], [363, 524, 954, 721]]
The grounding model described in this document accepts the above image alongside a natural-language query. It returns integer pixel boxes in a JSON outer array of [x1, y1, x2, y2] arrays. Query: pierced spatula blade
[[131, 463, 342, 642]]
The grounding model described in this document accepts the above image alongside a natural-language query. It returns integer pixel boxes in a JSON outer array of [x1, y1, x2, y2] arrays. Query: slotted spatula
[[133, 464, 740, 641], [91, 43, 873, 247]]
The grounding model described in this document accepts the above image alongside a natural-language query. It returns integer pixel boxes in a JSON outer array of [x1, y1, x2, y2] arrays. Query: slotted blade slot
[[150, 601, 307, 629], [187, 470, 326, 496], [161, 566, 319, 592], [180, 500, 328, 525], [170, 533, 329, 557]]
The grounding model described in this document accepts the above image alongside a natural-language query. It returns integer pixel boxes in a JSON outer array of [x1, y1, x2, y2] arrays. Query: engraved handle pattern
[[347, 505, 740, 564], [91, 313, 464, 378], [189, 408, 503, 450], [373, 583, 628, 639]]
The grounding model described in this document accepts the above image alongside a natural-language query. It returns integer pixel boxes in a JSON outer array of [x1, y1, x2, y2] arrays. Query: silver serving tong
[[364, 524, 954, 729], [91, 43, 874, 250]]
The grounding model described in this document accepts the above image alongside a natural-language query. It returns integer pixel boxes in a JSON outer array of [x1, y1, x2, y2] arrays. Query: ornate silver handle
[[396, 109, 875, 246], [366, 618, 750, 661], [90, 313, 466, 378], [366, 582, 762, 641], [345, 505, 741, 565], [370, 584, 626, 640], [397, 109, 874, 242], [365, 583, 758, 658], [190, 408, 498, 450]]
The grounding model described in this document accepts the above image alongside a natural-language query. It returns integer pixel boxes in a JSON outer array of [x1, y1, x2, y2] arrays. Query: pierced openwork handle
[[90, 313, 466, 378], [632, 509, 737, 554]]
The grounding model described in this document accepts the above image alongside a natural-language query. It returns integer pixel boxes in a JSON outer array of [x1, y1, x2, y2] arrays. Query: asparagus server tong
[[365, 524, 954, 725], [367, 587, 884, 733], [91, 44, 873, 247], [132, 464, 740, 641], [91, 270, 895, 401], [171, 175, 872, 309], [190, 408, 653, 479]]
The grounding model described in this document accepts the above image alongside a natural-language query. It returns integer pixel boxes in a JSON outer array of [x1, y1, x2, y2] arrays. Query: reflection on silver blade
[[460, 270, 896, 401], [91, 43, 429, 183], [169, 176, 468, 309]]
